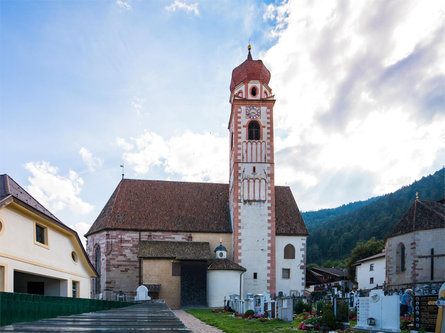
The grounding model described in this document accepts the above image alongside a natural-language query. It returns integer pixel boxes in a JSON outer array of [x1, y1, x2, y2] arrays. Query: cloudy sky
[[1, 0, 444, 244]]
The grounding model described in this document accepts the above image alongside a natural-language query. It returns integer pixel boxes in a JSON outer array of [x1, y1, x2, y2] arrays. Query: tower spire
[[247, 44, 252, 60]]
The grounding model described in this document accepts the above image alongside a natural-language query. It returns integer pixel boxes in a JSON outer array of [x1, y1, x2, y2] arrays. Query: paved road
[[0, 302, 192, 332]]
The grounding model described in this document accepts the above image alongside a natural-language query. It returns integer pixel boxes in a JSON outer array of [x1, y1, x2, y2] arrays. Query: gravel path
[[173, 310, 224, 333]]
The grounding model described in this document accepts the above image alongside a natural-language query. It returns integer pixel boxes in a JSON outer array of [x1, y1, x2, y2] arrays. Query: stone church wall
[[86, 230, 232, 299], [386, 228, 445, 289]]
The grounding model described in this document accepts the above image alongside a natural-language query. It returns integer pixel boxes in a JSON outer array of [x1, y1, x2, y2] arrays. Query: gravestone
[[135, 285, 150, 301], [413, 294, 438, 332], [355, 289, 400, 332], [277, 297, 293, 322]]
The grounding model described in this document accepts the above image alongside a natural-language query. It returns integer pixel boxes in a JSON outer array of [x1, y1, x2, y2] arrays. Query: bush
[[316, 300, 325, 316], [320, 308, 337, 330], [243, 309, 254, 318], [294, 299, 311, 314]]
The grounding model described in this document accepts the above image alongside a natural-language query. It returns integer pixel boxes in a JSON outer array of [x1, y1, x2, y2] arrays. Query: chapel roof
[[389, 199, 445, 237], [230, 47, 271, 92], [85, 178, 309, 237], [138, 240, 213, 260], [208, 258, 246, 272]]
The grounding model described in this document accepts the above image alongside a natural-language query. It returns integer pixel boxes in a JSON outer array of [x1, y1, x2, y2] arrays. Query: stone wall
[[86, 230, 232, 299], [386, 228, 445, 289]]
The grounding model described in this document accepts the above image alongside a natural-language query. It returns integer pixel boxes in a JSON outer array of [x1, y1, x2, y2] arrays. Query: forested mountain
[[304, 168, 444, 265]]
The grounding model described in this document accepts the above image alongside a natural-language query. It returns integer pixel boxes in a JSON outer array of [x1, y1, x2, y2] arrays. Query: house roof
[[390, 199, 445, 237], [208, 258, 246, 272], [0, 174, 98, 277], [311, 267, 347, 279], [86, 179, 308, 237], [138, 241, 213, 260], [353, 251, 385, 266], [0, 174, 61, 222]]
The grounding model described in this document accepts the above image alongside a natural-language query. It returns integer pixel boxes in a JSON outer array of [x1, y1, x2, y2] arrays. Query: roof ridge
[[109, 179, 124, 224], [418, 199, 445, 218]]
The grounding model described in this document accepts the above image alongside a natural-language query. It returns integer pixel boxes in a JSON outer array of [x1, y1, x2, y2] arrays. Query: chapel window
[[370, 264, 374, 271], [94, 245, 101, 293], [396, 243, 406, 273], [248, 121, 260, 140], [284, 244, 295, 259]]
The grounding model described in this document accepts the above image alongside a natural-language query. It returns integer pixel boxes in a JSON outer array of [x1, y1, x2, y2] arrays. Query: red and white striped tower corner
[[228, 45, 276, 297]]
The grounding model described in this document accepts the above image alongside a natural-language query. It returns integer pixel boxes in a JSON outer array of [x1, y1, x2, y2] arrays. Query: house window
[[248, 121, 260, 140], [282, 268, 290, 279], [35, 224, 47, 245], [94, 245, 101, 293], [172, 262, 181, 276], [71, 251, 78, 263], [253, 272, 257, 279], [370, 264, 374, 271], [370, 277, 374, 284], [396, 243, 406, 273], [72, 281, 79, 298], [284, 244, 295, 259]]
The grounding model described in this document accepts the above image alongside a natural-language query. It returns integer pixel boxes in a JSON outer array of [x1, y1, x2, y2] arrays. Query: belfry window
[[248, 121, 260, 140]]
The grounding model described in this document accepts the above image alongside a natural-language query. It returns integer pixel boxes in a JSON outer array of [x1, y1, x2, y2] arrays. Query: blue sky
[[1, 0, 444, 243]]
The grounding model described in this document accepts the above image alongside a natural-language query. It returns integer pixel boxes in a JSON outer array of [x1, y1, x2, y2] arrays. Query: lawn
[[185, 309, 298, 333]]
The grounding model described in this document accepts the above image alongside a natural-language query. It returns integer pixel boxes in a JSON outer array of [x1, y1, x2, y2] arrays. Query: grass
[[185, 309, 297, 333]]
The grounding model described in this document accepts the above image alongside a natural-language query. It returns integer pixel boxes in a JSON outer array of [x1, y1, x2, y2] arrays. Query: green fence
[[0, 292, 134, 326]]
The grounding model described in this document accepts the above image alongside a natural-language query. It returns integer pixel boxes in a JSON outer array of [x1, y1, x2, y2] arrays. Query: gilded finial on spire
[[219, 237, 222, 245], [248, 44, 251, 51], [416, 192, 419, 200], [247, 44, 252, 60]]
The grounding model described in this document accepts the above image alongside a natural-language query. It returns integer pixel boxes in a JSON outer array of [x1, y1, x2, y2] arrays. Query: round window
[[219, 252, 224, 258], [71, 251, 78, 263], [251, 87, 257, 97]]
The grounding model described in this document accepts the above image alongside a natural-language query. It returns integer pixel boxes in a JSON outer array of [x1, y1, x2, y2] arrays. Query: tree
[[345, 237, 384, 281]]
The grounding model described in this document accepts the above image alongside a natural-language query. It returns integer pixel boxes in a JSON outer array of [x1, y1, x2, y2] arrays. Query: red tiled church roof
[[85, 179, 309, 237]]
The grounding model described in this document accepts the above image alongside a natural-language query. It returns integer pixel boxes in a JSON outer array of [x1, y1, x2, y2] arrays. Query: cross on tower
[[418, 248, 445, 280]]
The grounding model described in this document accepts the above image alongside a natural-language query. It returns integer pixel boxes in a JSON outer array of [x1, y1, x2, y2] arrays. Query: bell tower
[[228, 45, 276, 296]]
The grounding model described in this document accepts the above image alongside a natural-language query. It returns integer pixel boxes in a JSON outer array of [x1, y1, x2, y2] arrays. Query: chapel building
[[385, 198, 445, 291], [85, 47, 309, 308]]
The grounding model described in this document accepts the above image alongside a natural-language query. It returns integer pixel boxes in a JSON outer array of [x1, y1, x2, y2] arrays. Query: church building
[[85, 47, 309, 308], [385, 198, 445, 291]]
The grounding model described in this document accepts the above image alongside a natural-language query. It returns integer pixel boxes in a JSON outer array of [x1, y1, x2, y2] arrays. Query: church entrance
[[180, 261, 207, 307]]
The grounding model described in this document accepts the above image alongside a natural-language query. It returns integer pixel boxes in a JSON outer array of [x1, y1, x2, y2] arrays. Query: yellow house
[[0, 174, 97, 298]]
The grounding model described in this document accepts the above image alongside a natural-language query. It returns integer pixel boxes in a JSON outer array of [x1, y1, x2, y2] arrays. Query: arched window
[[396, 242, 406, 273], [248, 121, 260, 140], [284, 244, 295, 259], [94, 245, 101, 293]]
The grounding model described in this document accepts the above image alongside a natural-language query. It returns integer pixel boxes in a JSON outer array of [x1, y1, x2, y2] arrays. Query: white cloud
[[79, 147, 103, 172], [118, 130, 227, 182], [69, 221, 92, 248], [165, 0, 199, 16], [116, 0, 131, 10], [263, 0, 445, 210], [25, 161, 94, 215]]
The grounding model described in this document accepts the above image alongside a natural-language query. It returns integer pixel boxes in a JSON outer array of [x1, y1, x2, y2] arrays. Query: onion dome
[[230, 45, 271, 92], [214, 244, 227, 253]]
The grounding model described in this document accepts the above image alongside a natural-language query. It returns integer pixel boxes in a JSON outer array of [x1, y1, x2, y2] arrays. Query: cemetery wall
[[142, 258, 181, 309], [386, 228, 445, 289], [275, 236, 306, 295]]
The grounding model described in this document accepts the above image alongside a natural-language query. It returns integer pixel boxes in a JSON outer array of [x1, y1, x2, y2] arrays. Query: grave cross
[[418, 248, 445, 280]]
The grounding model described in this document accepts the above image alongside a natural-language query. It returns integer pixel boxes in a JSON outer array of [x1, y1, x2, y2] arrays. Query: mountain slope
[[304, 167, 445, 264]]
